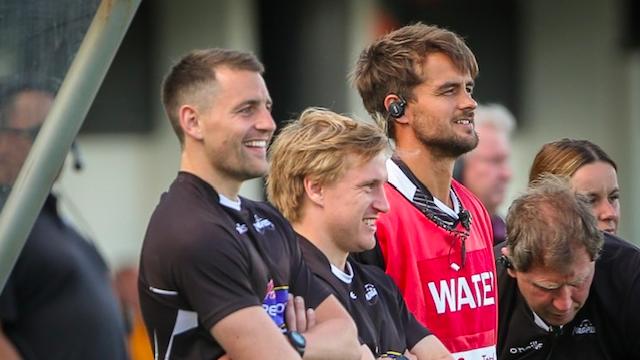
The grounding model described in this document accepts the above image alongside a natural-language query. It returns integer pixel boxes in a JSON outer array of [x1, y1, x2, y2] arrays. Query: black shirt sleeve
[[625, 270, 640, 357], [0, 270, 17, 322], [173, 222, 262, 331], [611, 236, 640, 357], [387, 272, 430, 349]]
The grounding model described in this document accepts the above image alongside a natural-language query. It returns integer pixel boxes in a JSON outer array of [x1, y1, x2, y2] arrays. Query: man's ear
[[179, 104, 203, 141], [501, 246, 510, 257], [383, 94, 409, 124], [500, 247, 518, 277], [303, 177, 324, 207]]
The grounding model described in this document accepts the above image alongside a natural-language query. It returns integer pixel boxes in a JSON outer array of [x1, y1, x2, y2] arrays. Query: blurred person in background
[[267, 107, 452, 360], [453, 103, 515, 244], [0, 79, 128, 359], [0, 81, 53, 208], [352, 23, 497, 359], [496, 174, 640, 359], [113, 265, 152, 360]]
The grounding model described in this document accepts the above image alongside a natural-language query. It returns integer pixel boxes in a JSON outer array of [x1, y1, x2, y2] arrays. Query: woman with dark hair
[[529, 138, 619, 234]]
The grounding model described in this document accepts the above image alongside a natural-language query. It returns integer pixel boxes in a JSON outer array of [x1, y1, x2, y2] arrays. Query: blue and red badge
[[262, 279, 289, 330]]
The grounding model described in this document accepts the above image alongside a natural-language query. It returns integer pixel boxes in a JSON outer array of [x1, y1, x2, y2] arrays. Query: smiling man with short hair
[[138, 48, 360, 360]]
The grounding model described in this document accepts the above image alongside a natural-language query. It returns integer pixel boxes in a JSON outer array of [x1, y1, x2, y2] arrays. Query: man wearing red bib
[[352, 23, 498, 359]]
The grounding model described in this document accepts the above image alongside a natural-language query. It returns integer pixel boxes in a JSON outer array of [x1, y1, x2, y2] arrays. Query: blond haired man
[[268, 108, 452, 360]]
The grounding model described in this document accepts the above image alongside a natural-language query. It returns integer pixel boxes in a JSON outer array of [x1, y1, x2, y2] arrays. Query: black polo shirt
[[139, 172, 331, 359], [496, 233, 640, 359], [298, 235, 430, 357]]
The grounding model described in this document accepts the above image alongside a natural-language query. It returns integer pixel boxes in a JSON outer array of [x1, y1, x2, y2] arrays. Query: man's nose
[[552, 287, 573, 312], [459, 90, 477, 111], [374, 189, 390, 214], [256, 109, 276, 132]]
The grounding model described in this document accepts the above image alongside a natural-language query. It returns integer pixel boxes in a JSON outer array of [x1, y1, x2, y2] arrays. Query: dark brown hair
[[351, 23, 478, 138], [161, 48, 264, 144], [529, 138, 617, 184]]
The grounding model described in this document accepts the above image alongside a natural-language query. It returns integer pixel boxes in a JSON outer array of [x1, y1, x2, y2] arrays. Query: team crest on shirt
[[364, 283, 379, 304], [262, 279, 289, 331], [572, 319, 596, 335], [509, 340, 544, 355], [253, 215, 275, 234], [235, 223, 248, 234]]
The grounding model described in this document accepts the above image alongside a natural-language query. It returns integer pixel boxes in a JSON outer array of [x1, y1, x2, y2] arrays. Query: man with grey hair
[[496, 175, 640, 359], [453, 103, 515, 244]]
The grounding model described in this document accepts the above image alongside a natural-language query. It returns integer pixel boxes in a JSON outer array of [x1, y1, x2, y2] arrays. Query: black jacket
[[496, 233, 640, 359]]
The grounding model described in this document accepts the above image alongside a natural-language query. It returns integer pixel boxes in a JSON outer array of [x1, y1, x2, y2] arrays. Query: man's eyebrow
[[532, 281, 561, 290], [435, 81, 458, 90], [231, 99, 261, 111], [567, 273, 591, 286], [435, 80, 474, 91], [532, 271, 591, 289], [357, 178, 383, 187]]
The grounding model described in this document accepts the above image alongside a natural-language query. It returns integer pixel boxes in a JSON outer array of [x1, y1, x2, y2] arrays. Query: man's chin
[[356, 236, 377, 252], [544, 313, 576, 327], [238, 162, 269, 180], [427, 141, 477, 158], [447, 134, 479, 157]]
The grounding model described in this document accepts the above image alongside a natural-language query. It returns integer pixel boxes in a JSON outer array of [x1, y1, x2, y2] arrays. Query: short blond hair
[[267, 107, 389, 223]]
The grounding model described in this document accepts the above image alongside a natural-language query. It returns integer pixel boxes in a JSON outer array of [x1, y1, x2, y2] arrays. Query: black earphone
[[388, 97, 406, 119], [458, 209, 471, 231], [70, 141, 84, 171], [497, 255, 513, 269]]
